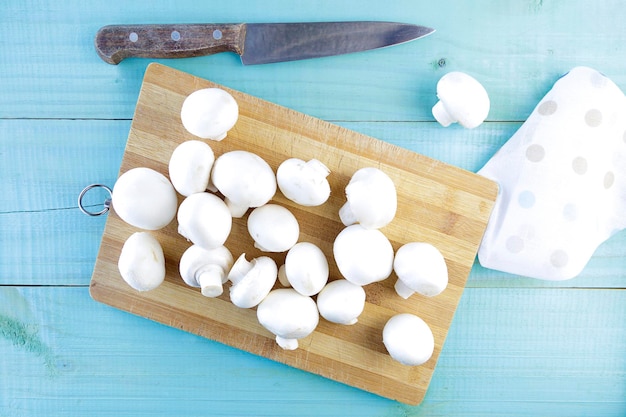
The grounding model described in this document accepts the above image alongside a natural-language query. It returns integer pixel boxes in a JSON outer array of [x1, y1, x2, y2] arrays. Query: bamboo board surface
[[89, 63, 498, 405]]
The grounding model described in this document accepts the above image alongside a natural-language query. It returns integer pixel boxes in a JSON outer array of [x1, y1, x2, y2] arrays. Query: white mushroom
[[338, 167, 397, 229], [256, 288, 319, 350], [111, 167, 178, 230], [227, 254, 278, 308], [211, 150, 277, 217], [117, 232, 165, 292], [180, 87, 239, 141], [316, 279, 366, 325], [247, 204, 299, 253], [382, 313, 434, 366], [284, 242, 329, 296], [276, 158, 331, 206], [168, 140, 215, 197], [179, 244, 234, 297], [432, 71, 490, 129], [393, 242, 448, 299], [333, 224, 394, 286], [277, 264, 290, 287], [177, 192, 232, 250]]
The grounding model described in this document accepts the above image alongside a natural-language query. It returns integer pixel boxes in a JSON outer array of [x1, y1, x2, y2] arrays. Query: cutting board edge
[[88, 62, 498, 406]]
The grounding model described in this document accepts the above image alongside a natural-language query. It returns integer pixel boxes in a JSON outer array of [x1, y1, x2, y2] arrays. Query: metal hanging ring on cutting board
[[78, 184, 112, 216]]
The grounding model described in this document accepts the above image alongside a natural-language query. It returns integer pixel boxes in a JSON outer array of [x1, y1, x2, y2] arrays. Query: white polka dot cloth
[[478, 67, 626, 280]]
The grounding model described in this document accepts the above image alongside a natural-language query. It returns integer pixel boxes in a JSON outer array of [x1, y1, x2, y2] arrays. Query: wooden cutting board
[[90, 63, 498, 405]]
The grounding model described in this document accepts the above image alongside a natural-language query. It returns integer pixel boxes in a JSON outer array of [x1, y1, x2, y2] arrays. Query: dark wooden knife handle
[[95, 24, 246, 64]]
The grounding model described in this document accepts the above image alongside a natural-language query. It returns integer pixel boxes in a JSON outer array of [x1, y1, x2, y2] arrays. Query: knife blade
[[95, 22, 434, 65]]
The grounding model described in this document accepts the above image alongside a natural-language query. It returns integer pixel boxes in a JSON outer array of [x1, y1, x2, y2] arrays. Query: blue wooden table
[[2, 1, 625, 415]]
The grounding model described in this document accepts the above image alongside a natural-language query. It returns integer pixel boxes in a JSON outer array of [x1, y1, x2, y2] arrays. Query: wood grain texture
[[89, 63, 497, 405], [4, 0, 626, 415], [3, 118, 622, 289], [3, 286, 625, 416], [3, 0, 626, 121]]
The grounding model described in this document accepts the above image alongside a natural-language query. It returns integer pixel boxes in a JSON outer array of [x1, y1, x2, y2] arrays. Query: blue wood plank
[[2, 117, 623, 287], [2, 0, 626, 121], [428, 287, 626, 416], [0, 120, 127, 285], [1, 286, 625, 416], [3, 0, 626, 415], [0, 287, 400, 417], [338, 121, 518, 173], [339, 120, 626, 289], [0, 120, 128, 213]]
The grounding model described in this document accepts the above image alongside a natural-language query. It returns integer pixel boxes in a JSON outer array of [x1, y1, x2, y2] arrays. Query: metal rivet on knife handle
[[94, 24, 246, 64], [95, 22, 434, 65]]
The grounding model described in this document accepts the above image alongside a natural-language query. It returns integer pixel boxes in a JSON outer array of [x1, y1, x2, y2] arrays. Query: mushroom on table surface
[[316, 279, 366, 325], [432, 71, 490, 129], [257, 288, 319, 350], [210, 150, 277, 217], [228, 254, 278, 309], [283, 242, 329, 296], [180, 87, 239, 141], [383, 313, 435, 366], [111, 167, 178, 231], [333, 224, 394, 286], [339, 167, 397, 230], [247, 204, 300, 253], [177, 192, 232, 250], [179, 244, 234, 297], [393, 242, 448, 298], [117, 232, 166, 292], [276, 158, 331, 206], [168, 140, 215, 197]]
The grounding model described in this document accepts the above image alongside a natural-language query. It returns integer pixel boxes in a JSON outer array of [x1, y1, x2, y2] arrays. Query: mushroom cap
[[211, 150, 277, 217], [277, 158, 331, 206], [168, 140, 215, 197], [333, 224, 394, 286], [393, 242, 448, 298], [177, 192, 232, 250], [339, 167, 397, 229], [432, 71, 490, 129], [180, 87, 239, 140], [383, 313, 434, 366], [284, 242, 329, 296], [257, 288, 319, 350], [179, 244, 234, 297], [316, 279, 366, 325], [247, 204, 299, 252], [111, 167, 178, 230], [228, 254, 278, 308], [117, 232, 165, 292]]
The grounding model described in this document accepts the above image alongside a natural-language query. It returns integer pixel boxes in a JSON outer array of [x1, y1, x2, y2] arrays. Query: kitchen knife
[[95, 22, 434, 65]]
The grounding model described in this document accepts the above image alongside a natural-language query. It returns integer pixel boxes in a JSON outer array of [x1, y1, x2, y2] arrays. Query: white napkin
[[477, 67, 626, 280]]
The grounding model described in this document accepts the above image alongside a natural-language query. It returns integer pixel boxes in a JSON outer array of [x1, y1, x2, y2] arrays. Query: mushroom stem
[[431, 100, 455, 127], [276, 158, 331, 206], [275, 336, 298, 350], [338, 201, 358, 226], [305, 159, 331, 177], [228, 254, 278, 309], [253, 242, 272, 252], [339, 167, 397, 229], [394, 279, 415, 299], [228, 254, 253, 285], [197, 265, 227, 297], [213, 132, 227, 141], [224, 197, 249, 218], [277, 265, 291, 287]]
